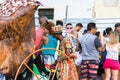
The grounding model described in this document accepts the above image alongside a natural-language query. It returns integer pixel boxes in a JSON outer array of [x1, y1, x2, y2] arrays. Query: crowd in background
[[0, 0, 120, 80], [30, 16, 120, 80], [1, 15, 120, 80]]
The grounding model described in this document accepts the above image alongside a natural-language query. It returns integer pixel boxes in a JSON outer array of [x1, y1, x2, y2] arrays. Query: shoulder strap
[[115, 43, 120, 48]]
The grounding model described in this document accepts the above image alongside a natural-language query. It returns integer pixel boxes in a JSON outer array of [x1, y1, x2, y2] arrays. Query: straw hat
[[51, 25, 63, 33]]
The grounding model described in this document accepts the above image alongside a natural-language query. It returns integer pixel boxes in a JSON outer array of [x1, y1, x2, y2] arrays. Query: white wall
[[39, 0, 95, 19], [0, 0, 4, 3], [1, 0, 95, 19], [95, 0, 120, 18]]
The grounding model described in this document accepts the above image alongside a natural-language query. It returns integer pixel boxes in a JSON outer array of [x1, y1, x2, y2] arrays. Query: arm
[[118, 44, 120, 56], [73, 31, 78, 39], [94, 37, 105, 52], [37, 35, 48, 49], [42, 35, 48, 44]]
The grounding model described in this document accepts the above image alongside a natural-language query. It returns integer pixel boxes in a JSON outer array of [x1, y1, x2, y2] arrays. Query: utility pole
[[65, 5, 68, 25], [65, 5, 68, 20]]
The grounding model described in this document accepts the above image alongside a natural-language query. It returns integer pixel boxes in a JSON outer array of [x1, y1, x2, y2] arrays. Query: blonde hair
[[107, 32, 119, 45]]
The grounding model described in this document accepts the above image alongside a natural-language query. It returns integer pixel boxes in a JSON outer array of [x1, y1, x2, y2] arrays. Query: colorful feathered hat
[[51, 25, 63, 33]]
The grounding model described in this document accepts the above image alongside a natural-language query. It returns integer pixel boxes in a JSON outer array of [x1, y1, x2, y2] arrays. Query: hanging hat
[[51, 25, 63, 33]]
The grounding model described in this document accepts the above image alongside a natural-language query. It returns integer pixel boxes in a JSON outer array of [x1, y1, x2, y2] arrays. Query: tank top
[[106, 43, 119, 60], [42, 34, 58, 55]]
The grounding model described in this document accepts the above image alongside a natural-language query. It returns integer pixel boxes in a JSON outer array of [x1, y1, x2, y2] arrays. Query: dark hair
[[49, 21, 55, 26], [66, 23, 72, 27], [115, 23, 120, 28], [87, 22, 96, 31], [42, 22, 52, 34], [106, 27, 112, 35], [56, 20, 63, 26], [103, 30, 107, 36], [76, 23, 83, 27], [95, 31, 100, 37], [82, 29, 87, 35], [39, 16, 48, 25]]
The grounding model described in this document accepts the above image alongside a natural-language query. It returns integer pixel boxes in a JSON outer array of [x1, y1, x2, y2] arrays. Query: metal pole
[[66, 5, 68, 20]]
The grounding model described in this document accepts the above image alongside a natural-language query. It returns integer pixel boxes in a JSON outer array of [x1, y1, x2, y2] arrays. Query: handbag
[[75, 52, 82, 66]]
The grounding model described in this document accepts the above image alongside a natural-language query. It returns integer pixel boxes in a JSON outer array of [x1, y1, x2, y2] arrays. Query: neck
[[59, 35, 64, 41], [88, 31, 93, 34]]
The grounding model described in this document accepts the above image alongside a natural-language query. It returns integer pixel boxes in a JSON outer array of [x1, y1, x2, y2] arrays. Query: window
[[38, 8, 54, 19]]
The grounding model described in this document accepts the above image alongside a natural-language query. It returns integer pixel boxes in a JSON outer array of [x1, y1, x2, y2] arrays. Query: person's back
[[106, 44, 119, 60], [80, 33, 99, 60], [34, 16, 48, 49], [103, 32, 120, 80], [35, 27, 44, 49], [80, 22, 103, 80]]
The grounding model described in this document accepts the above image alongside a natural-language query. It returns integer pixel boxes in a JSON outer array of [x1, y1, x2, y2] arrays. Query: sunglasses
[[66, 27, 72, 29]]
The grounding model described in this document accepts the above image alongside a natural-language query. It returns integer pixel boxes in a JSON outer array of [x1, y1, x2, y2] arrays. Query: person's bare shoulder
[[42, 35, 48, 44], [72, 30, 78, 38]]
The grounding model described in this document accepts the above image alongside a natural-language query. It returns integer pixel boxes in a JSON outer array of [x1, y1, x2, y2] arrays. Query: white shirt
[[106, 43, 119, 60]]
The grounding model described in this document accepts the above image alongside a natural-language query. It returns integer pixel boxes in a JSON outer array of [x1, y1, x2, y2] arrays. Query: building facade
[[1, 0, 120, 30], [94, 0, 120, 18], [38, 0, 94, 20]]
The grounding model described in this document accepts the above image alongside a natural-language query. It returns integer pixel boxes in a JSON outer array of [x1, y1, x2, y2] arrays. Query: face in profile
[[54, 34, 60, 40], [75, 26, 82, 32], [92, 27, 97, 34], [43, 27, 49, 35]]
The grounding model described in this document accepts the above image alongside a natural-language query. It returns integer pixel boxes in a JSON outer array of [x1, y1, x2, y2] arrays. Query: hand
[[57, 57, 67, 61], [70, 54, 77, 58]]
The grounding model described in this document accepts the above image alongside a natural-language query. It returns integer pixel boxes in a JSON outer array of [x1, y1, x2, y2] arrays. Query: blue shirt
[[42, 34, 58, 55]]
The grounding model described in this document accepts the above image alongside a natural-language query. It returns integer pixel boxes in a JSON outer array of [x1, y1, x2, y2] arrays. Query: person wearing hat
[[52, 25, 79, 80], [114, 23, 120, 80]]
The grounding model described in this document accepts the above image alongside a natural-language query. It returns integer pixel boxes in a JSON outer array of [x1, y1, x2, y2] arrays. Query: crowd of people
[[28, 16, 120, 80], [1, 15, 120, 80], [0, 0, 120, 80]]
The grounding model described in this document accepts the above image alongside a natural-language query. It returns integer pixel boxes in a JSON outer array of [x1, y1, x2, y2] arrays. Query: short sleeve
[[94, 37, 102, 49]]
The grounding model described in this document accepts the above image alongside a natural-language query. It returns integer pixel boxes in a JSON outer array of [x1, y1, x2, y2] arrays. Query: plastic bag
[[75, 52, 82, 66]]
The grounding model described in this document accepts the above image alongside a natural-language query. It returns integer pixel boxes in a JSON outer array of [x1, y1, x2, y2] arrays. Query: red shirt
[[34, 27, 44, 48]]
